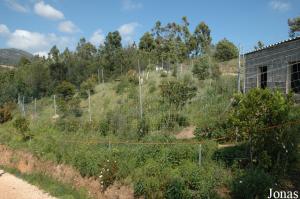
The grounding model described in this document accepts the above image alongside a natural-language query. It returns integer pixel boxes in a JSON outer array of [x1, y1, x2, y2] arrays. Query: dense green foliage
[[229, 89, 296, 175], [0, 103, 13, 123], [232, 169, 274, 199], [214, 39, 238, 62]]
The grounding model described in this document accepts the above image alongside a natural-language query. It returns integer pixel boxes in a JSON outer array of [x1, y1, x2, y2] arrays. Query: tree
[[13, 116, 32, 141], [104, 31, 122, 51], [76, 38, 97, 60], [229, 89, 295, 174], [193, 22, 212, 55], [192, 55, 210, 80], [254, 41, 264, 50], [214, 39, 238, 62], [15, 58, 51, 98], [49, 45, 60, 63], [160, 79, 197, 109], [288, 16, 300, 37], [139, 32, 156, 52], [18, 57, 31, 67], [101, 31, 123, 75], [55, 81, 76, 101]]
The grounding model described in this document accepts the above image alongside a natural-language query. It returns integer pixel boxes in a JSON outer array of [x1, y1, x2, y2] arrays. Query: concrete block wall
[[244, 38, 300, 93]]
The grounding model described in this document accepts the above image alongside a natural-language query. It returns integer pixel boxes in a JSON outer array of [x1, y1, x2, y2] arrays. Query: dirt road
[[0, 170, 56, 199]]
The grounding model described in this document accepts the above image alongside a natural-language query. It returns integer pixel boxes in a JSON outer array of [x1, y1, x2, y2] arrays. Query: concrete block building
[[244, 37, 300, 95]]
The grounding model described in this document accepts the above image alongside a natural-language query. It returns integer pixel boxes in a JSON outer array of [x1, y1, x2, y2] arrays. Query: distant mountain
[[0, 48, 33, 66]]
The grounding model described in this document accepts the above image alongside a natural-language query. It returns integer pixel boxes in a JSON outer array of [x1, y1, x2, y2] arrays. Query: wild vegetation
[[0, 16, 299, 198]]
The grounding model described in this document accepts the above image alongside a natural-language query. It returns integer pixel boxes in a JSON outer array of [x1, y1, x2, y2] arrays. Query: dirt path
[[0, 170, 56, 199], [175, 126, 196, 139]]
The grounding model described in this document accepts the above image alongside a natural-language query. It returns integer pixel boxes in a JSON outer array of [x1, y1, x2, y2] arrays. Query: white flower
[[239, 181, 243, 183], [99, 175, 103, 178], [107, 169, 109, 171]]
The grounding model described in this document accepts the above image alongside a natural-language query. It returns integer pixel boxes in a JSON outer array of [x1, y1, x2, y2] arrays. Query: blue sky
[[0, 0, 299, 56]]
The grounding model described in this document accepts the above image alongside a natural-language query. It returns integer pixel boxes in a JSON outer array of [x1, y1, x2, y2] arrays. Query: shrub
[[192, 56, 210, 80], [137, 118, 149, 139], [214, 38, 238, 61], [99, 158, 119, 191], [159, 113, 189, 130], [231, 169, 274, 199], [98, 119, 109, 136], [55, 81, 76, 101], [127, 69, 139, 84], [194, 121, 227, 140], [56, 117, 81, 132], [165, 176, 185, 199], [13, 116, 32, 141], [0, 104, 13, 123], [57, 96, 82, 118], [160, 71, 168, 77], [80, 76, 97, 98], [160, 79, 197, 109], [73, 151, 101, 177], [229, 89, 295, 174]]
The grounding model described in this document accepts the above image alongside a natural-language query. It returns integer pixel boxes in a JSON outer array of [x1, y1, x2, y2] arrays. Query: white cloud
[[58, 20, 79, 33], [90, 29, 105, 46], [34, 1, 64, 20], [121, 0, 142, 11], [0, 24, 10, 36], [269, 0, 291, 12], [5, 0, 29, 13], [4, 28, 70, 53], [118, 22, 139, 43], [34, 51, 48, 58]]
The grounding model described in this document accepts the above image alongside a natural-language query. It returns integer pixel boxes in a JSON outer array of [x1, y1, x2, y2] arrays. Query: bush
[[56, 117, 81, 132], [98, 119, 109, 136], [159, 113, 189, 130], [73, 151, 101, 177], [160, 79, 197, 109], [165, 176, 185, 199], [160, 71, 168, 77], [229, 89, 295, 174], [137, 118, 149, 139], [232, 169, 274, 199], [0, 104, 13, 123], [55, 81, 76, 101], [99, 158, 119, 191], [192, 56, 210, 80], [57, 96, 82, 117], [13, 116, 32, 141], [214, 38, 238, 62], [80, 76, 97, 98], [194, 121, 227, 140]]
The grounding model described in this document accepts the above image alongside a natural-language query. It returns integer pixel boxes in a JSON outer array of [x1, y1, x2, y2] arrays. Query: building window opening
[[291, 62, 300, 93], [260, 66, 267, 89]]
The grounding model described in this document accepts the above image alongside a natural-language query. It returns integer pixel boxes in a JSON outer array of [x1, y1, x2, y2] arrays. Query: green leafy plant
[[99, 158, 119, 191], [229, 88, 295, 174], [0, 104, 13, 123], [13, 116, 32, 141], [231, 169, 274, 199]]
